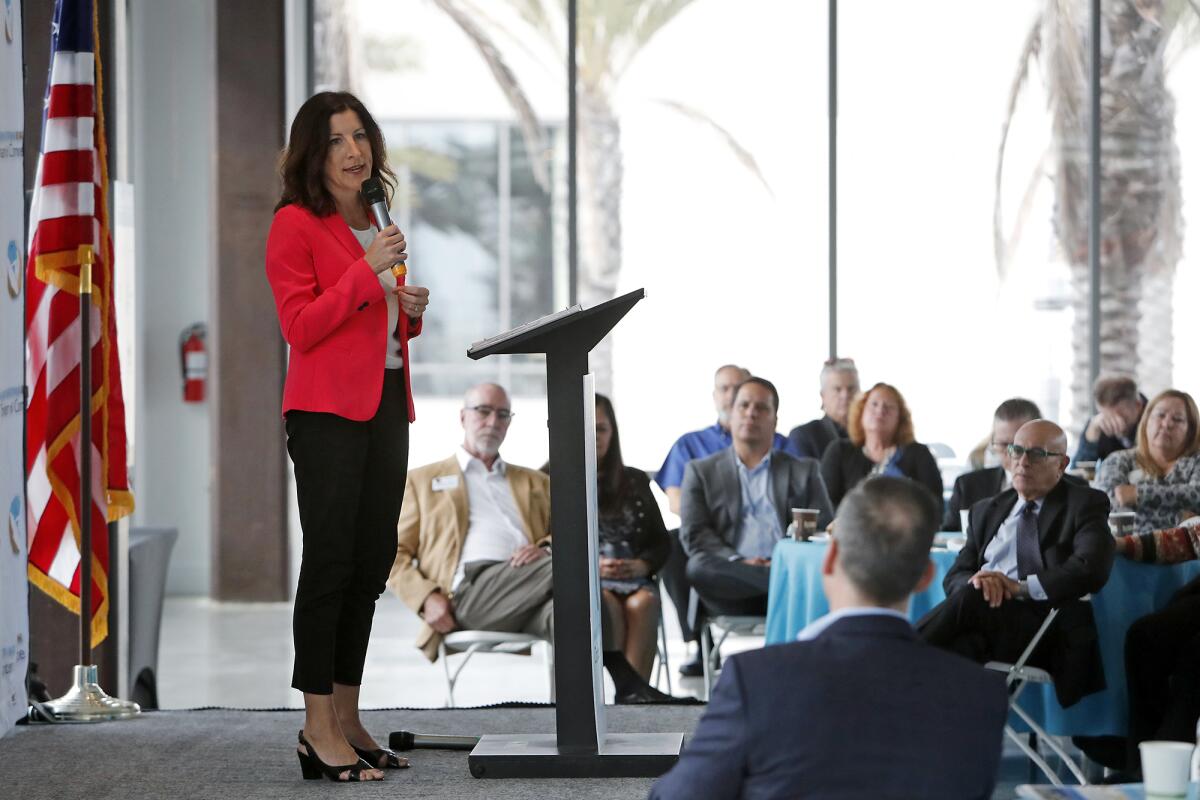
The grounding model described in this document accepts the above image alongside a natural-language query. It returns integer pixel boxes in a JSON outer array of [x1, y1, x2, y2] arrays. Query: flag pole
[[40, 248, 138, 723], [79, 252, 93, 668]]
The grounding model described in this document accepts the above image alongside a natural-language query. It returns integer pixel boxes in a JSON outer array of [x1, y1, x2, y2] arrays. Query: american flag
[[25, 0, 133, 645]]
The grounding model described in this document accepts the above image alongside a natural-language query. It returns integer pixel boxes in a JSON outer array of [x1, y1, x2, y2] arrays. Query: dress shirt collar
[[735, 449, 772, 475], [796, 606, 910, 642], [457, 446, 506, 476], [1008, 494, 1043, 521]]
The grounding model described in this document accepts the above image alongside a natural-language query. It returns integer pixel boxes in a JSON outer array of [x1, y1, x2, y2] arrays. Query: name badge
[[432, 475, 460, 492]]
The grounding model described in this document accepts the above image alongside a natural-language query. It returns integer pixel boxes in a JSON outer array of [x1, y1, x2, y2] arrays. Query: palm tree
[[430, 0, 768, 395], [995, 0, 1198, 429]]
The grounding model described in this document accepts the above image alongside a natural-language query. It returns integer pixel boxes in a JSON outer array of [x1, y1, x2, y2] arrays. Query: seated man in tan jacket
[[388, 382, 690, 704]]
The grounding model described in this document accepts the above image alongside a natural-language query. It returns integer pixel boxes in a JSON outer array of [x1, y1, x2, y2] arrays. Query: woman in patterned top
[[1095, 390, 1200, 535], [595, 394, 670, 680]]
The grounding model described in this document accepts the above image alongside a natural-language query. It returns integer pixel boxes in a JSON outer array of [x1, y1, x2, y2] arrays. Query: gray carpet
[[0, 704, 1064, 799], [1, 705, 704, 800]]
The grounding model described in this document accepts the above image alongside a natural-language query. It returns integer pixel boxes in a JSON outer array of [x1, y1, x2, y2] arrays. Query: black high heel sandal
[[296, 730, 378, 782], [352, 744, 409, 770]]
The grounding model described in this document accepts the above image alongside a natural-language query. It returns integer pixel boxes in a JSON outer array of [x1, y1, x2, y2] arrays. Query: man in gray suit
[[681, 377, 834, 616]]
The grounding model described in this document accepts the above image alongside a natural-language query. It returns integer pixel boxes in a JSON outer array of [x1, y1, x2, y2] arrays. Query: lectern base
[[468, 732, 684, 779]]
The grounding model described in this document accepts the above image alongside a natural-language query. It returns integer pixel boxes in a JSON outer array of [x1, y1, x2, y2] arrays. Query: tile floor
[[157, 593, 744, 710]]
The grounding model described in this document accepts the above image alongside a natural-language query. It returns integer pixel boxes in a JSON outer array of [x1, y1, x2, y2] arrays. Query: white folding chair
[[700, 615, 766, 701], [984, 598, 1091, 787], [438, 630, 553, 708], [652, 578, 673, 694]]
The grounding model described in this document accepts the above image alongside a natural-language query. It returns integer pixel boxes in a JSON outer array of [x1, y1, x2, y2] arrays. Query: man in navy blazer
[[651, 477, 1007, 800]]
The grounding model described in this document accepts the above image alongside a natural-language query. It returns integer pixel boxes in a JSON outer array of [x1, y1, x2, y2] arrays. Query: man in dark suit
[[1072, 375, 1146, 466], [651, 477, 1007, 800], [920, 420, 1115, 707], [945, 398, 1042, 531], [786, 357, 859, 460], [681, 377, 833, 616]]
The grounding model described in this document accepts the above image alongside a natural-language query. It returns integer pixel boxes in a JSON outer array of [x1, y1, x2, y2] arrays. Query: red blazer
[[265, 203, 422, 422]]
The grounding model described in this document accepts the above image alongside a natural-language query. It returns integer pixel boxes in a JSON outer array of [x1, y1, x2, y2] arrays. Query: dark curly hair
[[275, 91, 396, 215]]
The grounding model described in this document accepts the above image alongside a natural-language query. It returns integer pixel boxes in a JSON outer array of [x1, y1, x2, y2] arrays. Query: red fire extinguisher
[[179, 323, 207, 403]]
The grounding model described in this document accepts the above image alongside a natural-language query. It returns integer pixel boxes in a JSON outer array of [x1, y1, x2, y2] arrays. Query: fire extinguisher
[[179, 323, 207, 403]]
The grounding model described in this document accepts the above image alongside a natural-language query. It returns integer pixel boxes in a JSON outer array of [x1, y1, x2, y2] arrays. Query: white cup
[[1139, 741, 1194, 797], [959, 509, 970, 534]]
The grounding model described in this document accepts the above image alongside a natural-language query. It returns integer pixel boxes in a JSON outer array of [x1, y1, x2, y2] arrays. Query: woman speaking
[[266, 91, 429, 783]]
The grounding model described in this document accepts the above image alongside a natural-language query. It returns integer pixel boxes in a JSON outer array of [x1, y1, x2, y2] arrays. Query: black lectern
[[464, 288, 684, 779]]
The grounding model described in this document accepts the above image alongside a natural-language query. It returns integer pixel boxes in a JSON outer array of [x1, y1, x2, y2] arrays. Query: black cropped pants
[[286, 369, 409, 695]]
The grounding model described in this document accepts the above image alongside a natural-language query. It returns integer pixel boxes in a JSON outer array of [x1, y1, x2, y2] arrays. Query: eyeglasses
[[1149, 410, 1188, 427], [989, 440, 1013, 454], [466, 405, 514, 422], [1006, 444, 1065, 463]]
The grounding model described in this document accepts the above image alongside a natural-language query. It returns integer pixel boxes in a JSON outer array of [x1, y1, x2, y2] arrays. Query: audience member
[[680, 378, 833, 617], [594, 394, 670, 680], [387, 382, 682, 703], [1116, 516, 1200, 563], [1094, 389, 1200, 535], [918, 420, 1115, 708], [655, 364, 801, 676], [944, 398, 1042, 531], [820, 382, 943, 515], [1124, 575, 1200, 767], [1073, 375, 1146, 465], [786, 357, 859, 460], [650, 477, 1007, 800]]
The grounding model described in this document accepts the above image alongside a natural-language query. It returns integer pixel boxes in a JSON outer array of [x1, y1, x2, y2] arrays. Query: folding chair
[[438, 631, 553, 708], [650, 578, 674, 694], [984, 599, 1091, 787], [699, 613, 766, 701]]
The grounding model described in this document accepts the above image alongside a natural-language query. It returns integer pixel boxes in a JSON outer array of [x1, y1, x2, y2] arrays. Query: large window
[[384, 120, 563, 398]]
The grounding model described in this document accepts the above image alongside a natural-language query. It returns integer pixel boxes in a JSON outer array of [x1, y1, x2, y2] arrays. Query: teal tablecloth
[[765, 538, 1200, 736]]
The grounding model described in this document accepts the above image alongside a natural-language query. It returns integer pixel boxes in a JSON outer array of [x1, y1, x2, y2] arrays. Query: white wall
[[130, 0, 216, 596]]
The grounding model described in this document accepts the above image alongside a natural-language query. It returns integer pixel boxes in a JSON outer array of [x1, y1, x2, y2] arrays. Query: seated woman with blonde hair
[[1095, 389, 1200, 535], [820, 382, 942, 515]]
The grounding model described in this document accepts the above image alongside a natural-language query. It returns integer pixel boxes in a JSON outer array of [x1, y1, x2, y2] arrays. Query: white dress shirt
[[452, 447, 530, 590], [796, 606, 910, 641], [350, 225, 402, 369], [981, 496, 1048, 601]]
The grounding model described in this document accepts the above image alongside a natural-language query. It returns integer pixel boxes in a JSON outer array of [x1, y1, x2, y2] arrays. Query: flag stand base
[[43, 665, 140, 722]]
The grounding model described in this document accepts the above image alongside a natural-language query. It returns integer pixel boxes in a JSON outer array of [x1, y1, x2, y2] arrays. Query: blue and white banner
[[0, 0, 28, 738]]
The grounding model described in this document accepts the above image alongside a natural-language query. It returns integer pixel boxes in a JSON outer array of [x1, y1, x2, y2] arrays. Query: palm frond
[[612, 0, 702, 80], [994, 11, 1043, 277], [651, 98, 773, 197], [431, 0, 552, 192]]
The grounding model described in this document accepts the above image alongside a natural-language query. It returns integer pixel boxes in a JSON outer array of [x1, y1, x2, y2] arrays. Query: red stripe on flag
[[27, 501, 68, 568], [29, 215, 96, 255], [39, 149, 96, 186], [46, 84, 95, 120]]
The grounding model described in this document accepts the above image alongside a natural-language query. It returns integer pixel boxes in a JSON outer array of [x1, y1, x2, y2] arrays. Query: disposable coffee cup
[[1109, 511, 1136, 538], [791, 508, 820, 541], [1138, 740, 1193, 797], [959, 510, 970, 534]]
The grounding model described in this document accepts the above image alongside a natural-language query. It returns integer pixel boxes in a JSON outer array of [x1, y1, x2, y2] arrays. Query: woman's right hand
[[364, 224, 407, 274]]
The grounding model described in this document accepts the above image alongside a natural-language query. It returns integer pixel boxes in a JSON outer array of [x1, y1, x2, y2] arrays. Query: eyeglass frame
[[465, 404, 515, 422], [1006, 443, 1066, 464]]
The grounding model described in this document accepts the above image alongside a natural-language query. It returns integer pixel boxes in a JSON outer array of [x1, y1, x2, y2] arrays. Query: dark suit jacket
[[649, 615, 1007, 800], [945, 469, 1087, 531], [945, 478, 1115, 706], [786, 415, 847, 461], [944, 467, 1006, 531], [820, 439, 944, 517], [679, 449, 833, 560]]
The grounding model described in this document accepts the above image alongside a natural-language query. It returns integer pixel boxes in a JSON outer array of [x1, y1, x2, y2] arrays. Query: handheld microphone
[[360, 177, 406, 279], [388, 730, 480, 751]]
